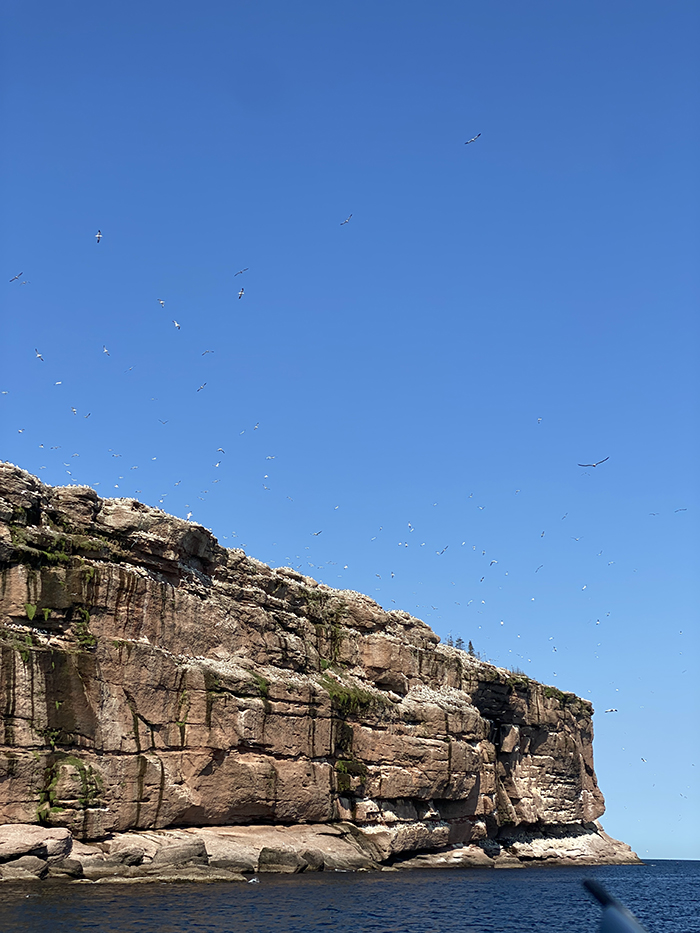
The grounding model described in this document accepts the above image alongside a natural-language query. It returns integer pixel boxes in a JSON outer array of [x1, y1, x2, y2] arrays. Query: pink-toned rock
[[0, 824, 72, 863], [0, 463, 639, 870]]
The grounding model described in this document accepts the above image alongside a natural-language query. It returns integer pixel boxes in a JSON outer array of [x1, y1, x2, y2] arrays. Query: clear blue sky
[[1, 1, 698, 859]]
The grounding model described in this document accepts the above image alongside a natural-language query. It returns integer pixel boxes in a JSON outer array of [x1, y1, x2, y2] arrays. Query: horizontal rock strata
[[0, 463, 640, 875]]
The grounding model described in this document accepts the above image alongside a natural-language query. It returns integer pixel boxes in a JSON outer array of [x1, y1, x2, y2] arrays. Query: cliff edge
[[0, 463, 639, 874]]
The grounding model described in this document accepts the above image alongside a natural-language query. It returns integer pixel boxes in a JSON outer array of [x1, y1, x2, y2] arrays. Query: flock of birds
[[4, 128, 689, 744]]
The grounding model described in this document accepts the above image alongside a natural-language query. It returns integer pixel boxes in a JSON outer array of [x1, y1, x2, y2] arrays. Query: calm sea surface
[[0, 861, 697, 933]]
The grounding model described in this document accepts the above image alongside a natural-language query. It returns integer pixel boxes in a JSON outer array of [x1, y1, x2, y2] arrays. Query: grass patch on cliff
[[334, 758, 368, 794], [321, 674, 377, 718]]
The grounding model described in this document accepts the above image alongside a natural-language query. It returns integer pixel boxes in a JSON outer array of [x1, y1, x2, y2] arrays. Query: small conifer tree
[[468, 640, 475, 656], [455, 636, 465, 651], [445, 633, 454, 647]]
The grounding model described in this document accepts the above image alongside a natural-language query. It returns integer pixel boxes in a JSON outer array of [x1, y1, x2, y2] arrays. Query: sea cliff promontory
[[0, 463, 639, 880]]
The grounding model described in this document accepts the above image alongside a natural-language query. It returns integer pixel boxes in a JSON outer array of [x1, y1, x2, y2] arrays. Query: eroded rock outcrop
[[0, 463, 639, 872]]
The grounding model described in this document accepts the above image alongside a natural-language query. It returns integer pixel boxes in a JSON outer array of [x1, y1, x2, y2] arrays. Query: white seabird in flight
[[464, 133, 481, 145], [95, 230, 102, 243]]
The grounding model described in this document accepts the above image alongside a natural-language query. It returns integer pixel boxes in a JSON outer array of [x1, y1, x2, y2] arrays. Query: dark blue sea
[[0, 861, 697, 933]]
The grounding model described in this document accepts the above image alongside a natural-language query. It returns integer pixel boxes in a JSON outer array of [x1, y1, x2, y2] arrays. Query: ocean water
[[0, 861, 697, 933]]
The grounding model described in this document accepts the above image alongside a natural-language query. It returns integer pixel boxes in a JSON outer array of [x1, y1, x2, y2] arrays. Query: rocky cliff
[[0, 462, 639, 873]]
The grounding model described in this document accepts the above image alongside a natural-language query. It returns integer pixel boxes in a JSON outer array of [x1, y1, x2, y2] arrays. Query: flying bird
[[35, 349, 44, 361], [312, 531, 323, 536], [535, 565, 543, 573], [102, 345, 110, 355], [197, 383, 206, 392], [234, 268, 249, 276], [95, 230, 102, 243], [604, 709, 618, 713], [9, 272, 22, 282], [173, 321, 180, 329], [202, 350, 214, 355], [216, 448, 225, 453], [578, 457, 609, 468], [464, 133, 481, 145], [158, 299, 165, 308], [437, 546, 448, 555], [674, 508, 687, 512], [340, 214, 352, 225], [238, 288, 244, 299]]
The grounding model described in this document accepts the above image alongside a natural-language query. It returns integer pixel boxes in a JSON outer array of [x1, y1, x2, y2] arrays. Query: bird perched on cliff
[[95, 230, 102, 243], [9, 272, 22, 282], [578, 457, 609, 468], [465, 133, 481, 144]]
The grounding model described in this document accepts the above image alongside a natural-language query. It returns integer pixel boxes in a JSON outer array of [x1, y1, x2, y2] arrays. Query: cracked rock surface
[[0, 463, 639, 872]]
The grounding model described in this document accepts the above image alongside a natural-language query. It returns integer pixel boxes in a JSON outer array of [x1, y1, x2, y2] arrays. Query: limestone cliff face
[[0, 463, 621, 861]]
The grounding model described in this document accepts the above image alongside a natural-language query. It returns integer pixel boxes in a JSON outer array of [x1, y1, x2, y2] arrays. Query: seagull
[[254, 423, 259, 430], [312, 531, 323, 536], [202, 349, 213, 355], [238, 288, 244, 299], [674, 508, 687, 512], [71, 407, 77, 415], [437, 546, 448, 555], [464, 133, 481, 145], [173, 321, 180, 329], [84, 413, 91, 418], [234, 268, 249, 276], [604, 708, 618, 713], [535, 565, 543, 573], [490, 560, 498, 566], [20, 280, 30, 285], [197, 383, 206, 392], [35, 349, 44, 361], [103, 345, 110, 355], [340, 214, 352, 225], [216, 448, 225, 453], [158, 299, 165, 307], [95, 230, 102, 243], [9, 272, 22, 282], [159, 420, 168, 425], [578, 457, 609, 468]]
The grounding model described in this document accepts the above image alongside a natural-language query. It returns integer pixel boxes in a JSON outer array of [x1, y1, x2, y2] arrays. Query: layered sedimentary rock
[[0, 463, 639, 871]]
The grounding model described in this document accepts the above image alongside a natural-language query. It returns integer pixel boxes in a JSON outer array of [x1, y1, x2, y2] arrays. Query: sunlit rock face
[[0, 462, 636, 865]]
